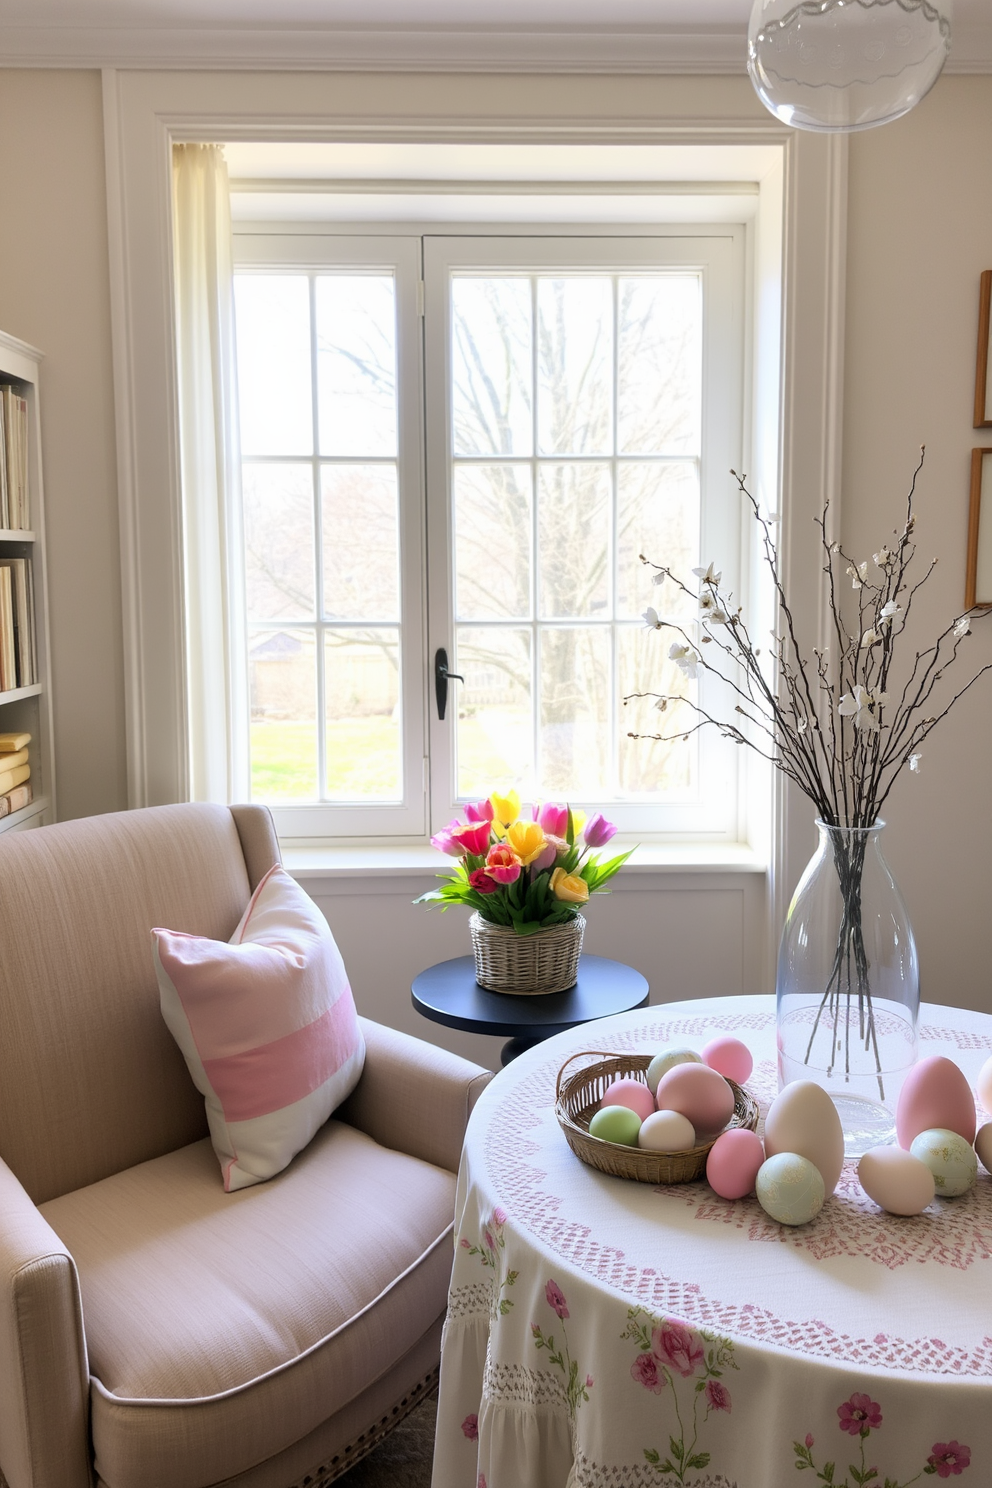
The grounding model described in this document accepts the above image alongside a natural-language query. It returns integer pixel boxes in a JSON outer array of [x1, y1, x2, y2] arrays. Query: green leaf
[[566, 806, 575, 847], [669, 1436, 684, 1462], [822, 1463, 835, 1484], [644, 1449, 660, 1466], [686, 1453, 711, 1470]]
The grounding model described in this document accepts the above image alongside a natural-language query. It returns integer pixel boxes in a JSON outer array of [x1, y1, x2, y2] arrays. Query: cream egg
[[601, 1077, 656, 1123], [909, 1127, 978, 1198], [755, 1152, 825, 1226], [858, 1145, 935, 1215], [706, 1128, 765, 1200], [589, 1105, 642, 1146], [763, 1081, 845, 1194], [638, 1109, 696, 1153], [702, 1036, 753, 1085], [977, 1055, 992, 1115], [655, 1063, 735, 1136], [896, 1055, 976, 1149], [646, 1046, 702, 1095], [975, 1121, 992, 1174]]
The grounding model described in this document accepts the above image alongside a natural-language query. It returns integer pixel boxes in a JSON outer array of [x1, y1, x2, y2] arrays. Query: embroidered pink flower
[[805, 1434, 814, 1450], [838, 1393, 882, 1437], [468, 868, 500, 894], [460, 1238, 471, 1248], [461, 1414, 479, 1441], [483, 1228, 495, 1251], [478, 1476, 487, 1488], [531, 1323, 540, 1337], [493, 1206, 507, 1225], [631, 1352, 666, 1394], [651, 1319, 705, 1379], [586, 1374, 594, 1389], [545, 1280, 569, 1318], [705, 1379, 731, 1413], [928, 1442, 971, 1478]]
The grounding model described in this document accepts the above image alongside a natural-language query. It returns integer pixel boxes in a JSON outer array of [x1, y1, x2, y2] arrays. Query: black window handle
[[435, 648, 464, 720]]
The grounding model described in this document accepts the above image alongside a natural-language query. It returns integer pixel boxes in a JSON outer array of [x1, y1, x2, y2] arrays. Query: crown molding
[[2, 23, 990, 72]]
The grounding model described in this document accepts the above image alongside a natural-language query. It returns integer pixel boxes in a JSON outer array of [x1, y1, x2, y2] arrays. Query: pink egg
[[896, 1055, 976, 1149], [655, 1063, 735, 1136], [601, 1077, 656, 1123], [706, 1128, 765, 1200], [702, 1036, 753, 1084]]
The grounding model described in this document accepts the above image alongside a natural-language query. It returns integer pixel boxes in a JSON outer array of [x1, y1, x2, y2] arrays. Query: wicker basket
[[469, 912, 584, 996], [555, 1049, 760, 1184]]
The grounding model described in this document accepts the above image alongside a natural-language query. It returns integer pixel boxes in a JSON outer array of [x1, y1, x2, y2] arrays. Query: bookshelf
[[0, 330, 55, 833]]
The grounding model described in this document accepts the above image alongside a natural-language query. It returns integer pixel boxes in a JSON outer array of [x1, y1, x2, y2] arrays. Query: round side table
[[411, 954, 649, 1066]]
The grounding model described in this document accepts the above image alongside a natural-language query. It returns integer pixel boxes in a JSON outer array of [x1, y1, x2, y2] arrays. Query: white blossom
[[847, 562, 868, 590], [838, 685, 888, 733], [668, 641, 699, 679], [692, 561, 722, 588], [873, 546, 893, 568], [651, 570, 666, 586], [879, 600, 902, 625], [797, 716, 808, 734], [954, 615, 971, 638], [699, 591, 729, 624], [908, 753, 922, 773], [860, 628, 882, 648], [642, 606, 663, 630]]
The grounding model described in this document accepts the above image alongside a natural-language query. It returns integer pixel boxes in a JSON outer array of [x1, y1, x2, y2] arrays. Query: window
[[232, 227, 744, 843]]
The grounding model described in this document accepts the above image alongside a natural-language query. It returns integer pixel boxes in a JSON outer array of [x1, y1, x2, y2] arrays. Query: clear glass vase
[[776, 820, 919, 1158]]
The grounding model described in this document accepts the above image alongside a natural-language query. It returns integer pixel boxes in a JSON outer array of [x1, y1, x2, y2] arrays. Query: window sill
[[282, 838, 768, 883]]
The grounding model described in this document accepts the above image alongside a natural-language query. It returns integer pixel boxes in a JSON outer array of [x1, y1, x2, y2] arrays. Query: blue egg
[[909, 1128, 977, 1197], [755, 1152, 825, 1226]]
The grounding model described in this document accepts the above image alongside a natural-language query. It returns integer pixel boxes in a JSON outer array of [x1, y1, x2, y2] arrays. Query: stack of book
[[0, 555, 36, 691], [0, 730, 32, 817], [0, 385, 29, 531]]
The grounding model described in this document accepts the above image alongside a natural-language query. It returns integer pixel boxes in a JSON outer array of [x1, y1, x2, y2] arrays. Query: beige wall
[[0, 65, 989, 1043], [0, 71, 127, 821], [842, 77, 992, 1010]]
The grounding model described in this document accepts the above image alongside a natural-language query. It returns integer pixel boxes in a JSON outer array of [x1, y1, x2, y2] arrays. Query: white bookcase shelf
[[0, 330, 55, 833]]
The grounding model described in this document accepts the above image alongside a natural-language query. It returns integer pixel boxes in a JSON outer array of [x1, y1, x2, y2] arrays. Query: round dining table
[[431, 994, 992, 1488]]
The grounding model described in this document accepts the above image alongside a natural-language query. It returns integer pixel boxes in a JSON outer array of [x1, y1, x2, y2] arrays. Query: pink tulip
[[485, 844, 522, 884], [583, 812, 617, 849], [430, 820, 466, 857], [533, 802, 569, 837], [532, 833, 567, 874], [464, 798, 494, 823], [468, 868, 500, 895], [451, 819, 493, 857]]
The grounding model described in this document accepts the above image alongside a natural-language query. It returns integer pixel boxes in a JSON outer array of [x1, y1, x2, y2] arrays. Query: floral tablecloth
[[431, 995, 992, 1488]]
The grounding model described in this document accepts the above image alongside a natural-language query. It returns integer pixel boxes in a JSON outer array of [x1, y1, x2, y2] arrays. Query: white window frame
[[422, 231, 745, 840], [103, 67, 846, 927]]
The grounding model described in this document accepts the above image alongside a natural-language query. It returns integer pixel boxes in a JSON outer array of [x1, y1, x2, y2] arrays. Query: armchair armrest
[[0, 1159, 91, 1488], [339, 1017, 492, 1174]]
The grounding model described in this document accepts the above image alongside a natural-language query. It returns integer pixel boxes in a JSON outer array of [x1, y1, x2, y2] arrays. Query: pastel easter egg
[[755, 1152, 825, 1226], [638, 1109, 696, 1153], [909, 1128, 978, 1198], [896, 1056, 976, 1149], [763, 1081, 845, 1195], [975, 1121, 992, 1174], [977, 1055, 992, 1115], [702, 1036, 753, 1085], [589, 1105, 642, 1147], [646, 1045, 702, 1094], [706, 1128, 765, 1200], [858, 1146, 935, 1215], [601, 1077, 656, 1123], [655, 1063, 735, 1136]]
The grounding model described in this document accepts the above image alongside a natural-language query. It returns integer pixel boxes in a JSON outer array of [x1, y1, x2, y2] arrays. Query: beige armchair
[[0, 803, 490, 1488]]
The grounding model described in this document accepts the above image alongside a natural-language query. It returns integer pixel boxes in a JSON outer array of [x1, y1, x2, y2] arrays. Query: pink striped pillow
[[152, 865, 365, 1191]]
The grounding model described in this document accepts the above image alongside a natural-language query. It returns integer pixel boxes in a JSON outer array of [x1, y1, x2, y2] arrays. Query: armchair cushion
[[40, 1120, 456, 1488], [153, 866, 365, 1191]]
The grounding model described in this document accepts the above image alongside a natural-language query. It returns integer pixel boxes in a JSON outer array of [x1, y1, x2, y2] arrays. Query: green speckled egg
[[589, 1104, 642, 1147], [755, 1152, 825, 1226], [909, 1127, 977, 1197]]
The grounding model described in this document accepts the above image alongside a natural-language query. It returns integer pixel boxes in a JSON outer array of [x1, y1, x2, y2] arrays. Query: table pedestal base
[[500, 1035, 540, 1066]]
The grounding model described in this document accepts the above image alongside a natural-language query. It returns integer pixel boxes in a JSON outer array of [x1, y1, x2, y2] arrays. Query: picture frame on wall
[[976, 270, 992, 429], [966, 448, 992, 609]]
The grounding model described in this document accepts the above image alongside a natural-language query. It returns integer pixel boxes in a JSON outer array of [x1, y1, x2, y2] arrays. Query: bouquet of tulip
[[416, 792, 633, 934]]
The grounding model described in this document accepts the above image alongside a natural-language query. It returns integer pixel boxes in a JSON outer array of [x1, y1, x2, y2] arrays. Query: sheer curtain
[[171, 142, 248, 803]]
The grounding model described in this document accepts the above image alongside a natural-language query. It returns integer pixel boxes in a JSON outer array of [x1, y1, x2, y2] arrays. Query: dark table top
[[411, 954, 649, 1038]]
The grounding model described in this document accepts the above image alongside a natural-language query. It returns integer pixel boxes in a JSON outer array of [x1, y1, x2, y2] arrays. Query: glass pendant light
[[748, 0, 953, 133]]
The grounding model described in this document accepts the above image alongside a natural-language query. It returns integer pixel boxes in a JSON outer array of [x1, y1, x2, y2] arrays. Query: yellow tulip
[[550, 867, 589, 904], [489, 789, 521, 838], [506, 819, 546, 866]]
